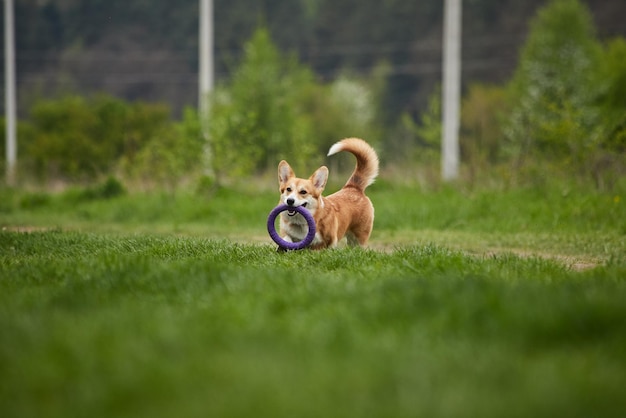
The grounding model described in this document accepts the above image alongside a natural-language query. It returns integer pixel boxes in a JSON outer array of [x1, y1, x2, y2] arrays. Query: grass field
[[1, 182, 625, 417]]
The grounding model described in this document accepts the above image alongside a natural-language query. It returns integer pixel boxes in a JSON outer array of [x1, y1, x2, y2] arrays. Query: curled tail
[[327, 138, 379, 192]]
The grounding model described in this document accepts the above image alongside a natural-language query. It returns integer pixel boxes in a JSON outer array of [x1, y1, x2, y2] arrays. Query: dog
[[277, 137, 379, 250]]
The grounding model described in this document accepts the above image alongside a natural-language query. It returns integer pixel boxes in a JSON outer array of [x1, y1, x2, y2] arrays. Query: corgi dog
[[277, 137, 379, 250]]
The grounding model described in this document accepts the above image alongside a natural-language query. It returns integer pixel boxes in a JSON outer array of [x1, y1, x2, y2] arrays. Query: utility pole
[[4, 0, 17, 186], [442, 0, 462, 181], [199, 0, 214, 176]]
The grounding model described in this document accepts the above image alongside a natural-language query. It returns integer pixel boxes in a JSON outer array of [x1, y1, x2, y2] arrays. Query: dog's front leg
[[276, 234, 293, 252]]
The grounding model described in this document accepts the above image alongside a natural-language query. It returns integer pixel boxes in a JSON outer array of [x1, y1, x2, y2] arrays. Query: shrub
[[22, 94, 171, 183], [207, 28, 318, 181], [207, 27, 382, 182], [504, 0, 603, 183], [397, 86, 441, 164], [119, 107, 205, 191], [460, 84, 509, 183]]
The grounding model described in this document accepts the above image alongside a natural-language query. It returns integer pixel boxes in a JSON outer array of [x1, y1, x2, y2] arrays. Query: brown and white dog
[[277, 137, 379, 249]]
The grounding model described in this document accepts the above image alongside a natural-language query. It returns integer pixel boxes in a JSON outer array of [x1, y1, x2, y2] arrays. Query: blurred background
[[1, 0, 625, 190]]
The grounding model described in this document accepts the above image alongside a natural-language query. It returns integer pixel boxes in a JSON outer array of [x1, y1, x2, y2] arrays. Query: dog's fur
[[277, 137, 379, 250]]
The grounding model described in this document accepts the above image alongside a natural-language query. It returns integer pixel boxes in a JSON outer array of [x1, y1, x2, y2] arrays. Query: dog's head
[[278, 160, 328, 219]]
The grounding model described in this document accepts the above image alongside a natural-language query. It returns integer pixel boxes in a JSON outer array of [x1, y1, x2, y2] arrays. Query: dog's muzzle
[[287, 202, 307, 216]]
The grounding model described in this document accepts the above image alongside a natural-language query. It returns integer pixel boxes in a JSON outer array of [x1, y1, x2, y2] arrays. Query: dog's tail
[[327, 138, 379, 192]]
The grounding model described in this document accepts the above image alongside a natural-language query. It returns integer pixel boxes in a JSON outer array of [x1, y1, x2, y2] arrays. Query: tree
[[597, 38, 626, 154], [504, 0, 603, 179], [207, 28, 318, 181], [592, 37, 626, 188]]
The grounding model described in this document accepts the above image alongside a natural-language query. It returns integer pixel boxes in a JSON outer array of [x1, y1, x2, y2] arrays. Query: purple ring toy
[[267, 204, 316, 250]]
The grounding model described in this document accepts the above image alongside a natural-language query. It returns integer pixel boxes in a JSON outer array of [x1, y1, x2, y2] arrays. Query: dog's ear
[[278, 160, 294, 185], [310, 166, 329, 191]]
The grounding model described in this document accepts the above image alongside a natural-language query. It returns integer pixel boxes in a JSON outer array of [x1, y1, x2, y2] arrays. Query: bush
[[119, 107, 205, 191], [459, 84, 509, 183], [15, 28, 384, 188], [598, 39, 626, 145], [22, 94, 171, 183], [207, 28, 318, 181], [207, 27, 382, 182], [503, 0, 609, 186], [80, 176, 126, 200], [400, 86, 441, 164]]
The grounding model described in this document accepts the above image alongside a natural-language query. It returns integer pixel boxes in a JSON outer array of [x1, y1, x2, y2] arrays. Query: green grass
[[1, 183, 625, 417], [2, 183, 623, 262]]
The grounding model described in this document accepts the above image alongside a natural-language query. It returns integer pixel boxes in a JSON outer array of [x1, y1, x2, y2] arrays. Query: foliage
[[207, 27, 381, 182], [207, 28, 318, 180], [503, 0, 610, 185], [401, 0, 625, 189], [10, 28, 383, 187], [296, 71, 384, 177], [120, 107, 205, 191], [591, 37, 626, 189], [598, 38, 626, 146], [64, 176, 127, 203], [400, 85, 441, 163], [8, 0, 626, 189], [21, 94, 172, 182], [12, 94, 206, 189], [12, 0, 626, 178], [306, 73, 381, 155], [460, 84, 509, 182]]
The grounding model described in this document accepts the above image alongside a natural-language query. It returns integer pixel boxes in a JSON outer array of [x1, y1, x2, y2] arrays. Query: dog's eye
[[286, 187, 292, 192], [299, 190, 307, 195]]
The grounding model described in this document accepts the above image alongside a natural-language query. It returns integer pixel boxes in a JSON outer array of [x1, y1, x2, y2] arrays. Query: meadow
[[1, 180, 625, 418]]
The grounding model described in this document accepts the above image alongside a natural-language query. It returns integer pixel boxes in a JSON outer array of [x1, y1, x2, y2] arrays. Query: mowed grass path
[[1, 184, 625, 417], [2, 183, 624, 263]]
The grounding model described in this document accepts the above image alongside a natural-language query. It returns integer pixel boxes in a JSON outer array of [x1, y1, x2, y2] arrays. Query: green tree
[[592, 37, 626, 188], [300, 72, 382, 167], [504, 0, 602, 172], [207, 27, 318, 181], [207, 27, 385, 182], [597, 38, 626, 153]]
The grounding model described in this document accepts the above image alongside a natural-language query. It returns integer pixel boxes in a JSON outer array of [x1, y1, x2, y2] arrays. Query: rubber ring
[[267, 204, 316, 250]]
